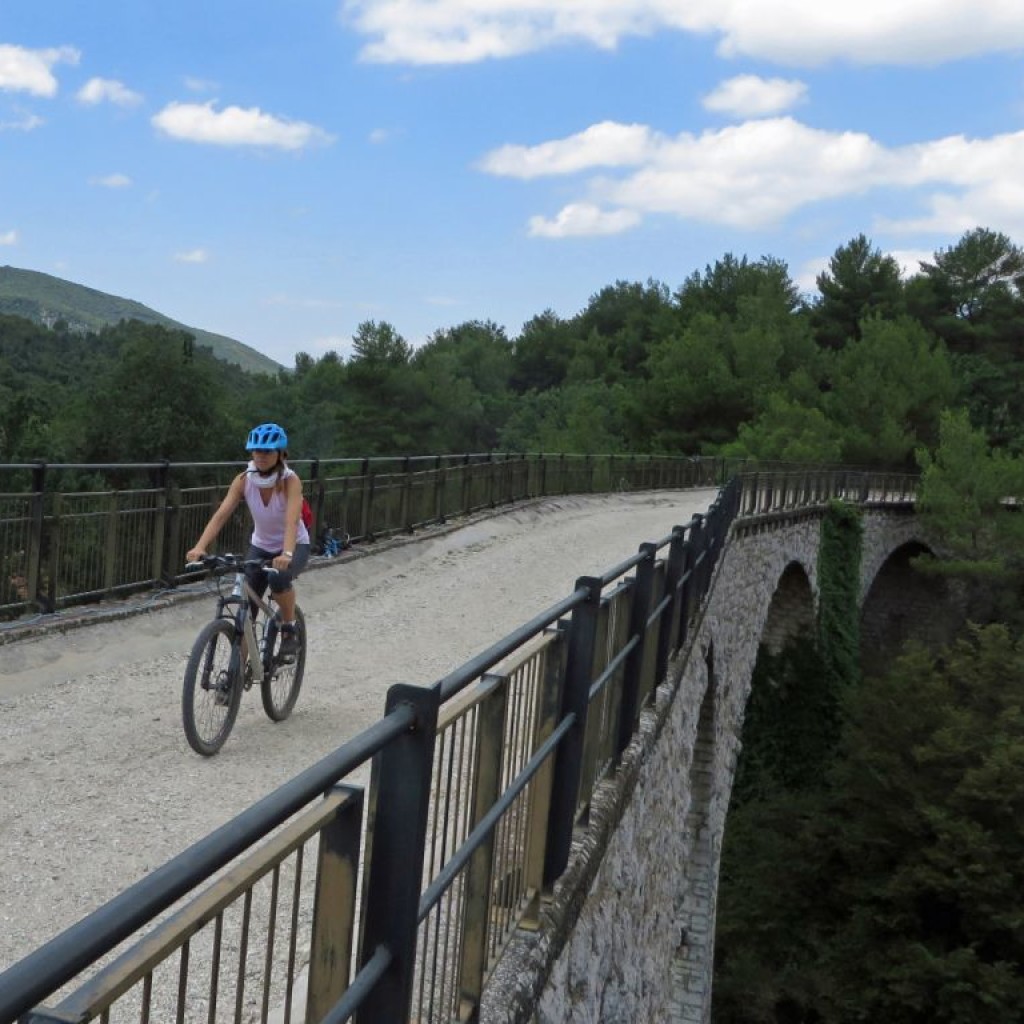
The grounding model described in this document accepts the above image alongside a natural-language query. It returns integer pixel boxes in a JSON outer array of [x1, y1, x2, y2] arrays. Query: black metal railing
[[0, 453, 726, 621], [0, 468, 919, 1024]]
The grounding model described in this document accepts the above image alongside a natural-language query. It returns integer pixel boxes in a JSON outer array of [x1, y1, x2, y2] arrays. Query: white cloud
[[794, 256, 827, 296], [174, 248, 209, 263], [90, 173, 133, 188], [77, 77, 143, 107], [480, 117, 1024, 239], [152, 101, 333, 150], [0, 111, 44, 132], [702, 74, 807, 118], [0, 44, 79, 96], [479, 121, 656, 179], [0, 229, 18, 245], [886, 248, 934, 278], [528, 203, 642, 238], [183, 76, 219, 93], [341, 0, 1024, 67]]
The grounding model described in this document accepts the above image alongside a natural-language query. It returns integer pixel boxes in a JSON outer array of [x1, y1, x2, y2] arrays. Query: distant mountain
[[0, 266, 282, 376]]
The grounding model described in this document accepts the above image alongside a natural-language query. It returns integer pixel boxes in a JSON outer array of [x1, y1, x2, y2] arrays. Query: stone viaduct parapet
[[483, 502, 948, 1024]]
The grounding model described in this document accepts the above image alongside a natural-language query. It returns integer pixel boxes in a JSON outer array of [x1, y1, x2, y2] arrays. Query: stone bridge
[[483, 499, 958, 1024]]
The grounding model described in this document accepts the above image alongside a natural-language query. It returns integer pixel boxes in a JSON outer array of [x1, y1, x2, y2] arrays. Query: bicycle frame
[[218, 570, 281, 687]]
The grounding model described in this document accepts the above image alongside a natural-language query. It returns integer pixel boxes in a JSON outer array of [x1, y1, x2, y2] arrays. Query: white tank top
[[243, 467, 310, 551]]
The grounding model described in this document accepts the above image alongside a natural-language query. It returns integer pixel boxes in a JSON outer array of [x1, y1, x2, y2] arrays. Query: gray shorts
[[245, 543, 310, 596]]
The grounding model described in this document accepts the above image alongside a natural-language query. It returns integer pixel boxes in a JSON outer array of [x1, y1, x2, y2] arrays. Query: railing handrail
[[0, 704, 415, 1021], [0, 451, 731, 622]]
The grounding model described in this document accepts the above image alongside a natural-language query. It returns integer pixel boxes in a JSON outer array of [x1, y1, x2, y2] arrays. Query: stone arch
[[858, 511, 929, 604], [859, 539, 961, 675], [761, 561, 816, 654]]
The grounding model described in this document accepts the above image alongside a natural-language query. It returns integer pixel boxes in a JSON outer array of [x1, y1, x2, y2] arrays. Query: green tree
[[287, 350, 350, 456], [412, 320, 515, 450], [73, 321, 234, 462], [916, 408, 1024, 563], [498, 380, 629, 454], [921, 227, 1024, 324], [810, 234, 905, 350], [350, 319, 412, 367], [339, 320, 423, 454], [907, 228, 1024, 450], [716, 626, 1024, 1024], [826, 316, 955, 466], [820, 626, 1024, 1023], [676, 253, 802, 327], [510, 310, 576, 393], [639, 277, 819, 454], [722, 393, 843, 463], [913, 409, 1024, 626], [571, 278, 678, 381]]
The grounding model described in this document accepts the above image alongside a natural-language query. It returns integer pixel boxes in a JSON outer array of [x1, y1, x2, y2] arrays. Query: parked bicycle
[[182, 554, 307, 756]]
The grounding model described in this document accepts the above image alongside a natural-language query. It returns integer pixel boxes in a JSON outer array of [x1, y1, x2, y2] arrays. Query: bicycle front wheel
[[261, 606, 306, 722], [183, 619, 243, 756]]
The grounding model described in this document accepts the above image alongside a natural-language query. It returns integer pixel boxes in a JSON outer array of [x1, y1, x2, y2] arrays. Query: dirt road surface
[[0, 488, 718, 979]]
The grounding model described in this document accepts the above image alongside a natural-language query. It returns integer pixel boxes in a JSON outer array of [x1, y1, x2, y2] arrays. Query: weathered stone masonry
[[481, 505, 934, 1024]]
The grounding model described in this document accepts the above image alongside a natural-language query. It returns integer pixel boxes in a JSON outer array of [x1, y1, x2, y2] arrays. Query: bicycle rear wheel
[[183, 619, 243, 755], [261, 606, 306, 721]]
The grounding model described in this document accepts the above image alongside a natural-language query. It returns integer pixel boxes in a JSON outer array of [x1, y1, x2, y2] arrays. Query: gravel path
[[0, 488, 717, 982]]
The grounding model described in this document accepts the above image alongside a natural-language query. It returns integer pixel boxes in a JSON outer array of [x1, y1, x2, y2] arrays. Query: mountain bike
[[182, 554, 307, 756]]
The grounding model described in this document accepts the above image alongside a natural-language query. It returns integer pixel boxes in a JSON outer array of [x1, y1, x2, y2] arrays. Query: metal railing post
[[455, 677, 508, 1018], [686, 514, 705, 608], [435, 455, 446, 524], [617, 544, 656, 758], [165, 480, 183, 580], [149, 460, 170, 585], [656, 524, 687, 680], [359, 460, 374, 540], [400, 456, 411, 531], [306, 785, 364, 1024], [26, 462, 47, 611], [102, 492, 119, 596], [43, 491, 62, 612], [309, 458, 323, 542], [675, 536, 695, 653], [543, 576, 602, 886], [521, 628, 567, 928], [356, 683, 439, 1024]]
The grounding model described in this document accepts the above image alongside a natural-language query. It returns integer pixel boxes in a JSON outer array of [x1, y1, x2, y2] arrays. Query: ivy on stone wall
[[731, 638, 831, 803], [817, 499, 864, 701], [732, 502, 864, 806]]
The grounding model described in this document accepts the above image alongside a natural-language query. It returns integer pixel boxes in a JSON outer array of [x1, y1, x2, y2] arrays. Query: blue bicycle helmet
[[245, 422, 288, 450]]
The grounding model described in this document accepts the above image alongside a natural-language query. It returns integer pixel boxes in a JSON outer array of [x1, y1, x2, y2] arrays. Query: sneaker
[[278, 624, 299, 663]]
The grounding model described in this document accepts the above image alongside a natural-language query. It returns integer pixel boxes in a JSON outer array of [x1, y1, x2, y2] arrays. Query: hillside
[[0, 266, 282, 376]]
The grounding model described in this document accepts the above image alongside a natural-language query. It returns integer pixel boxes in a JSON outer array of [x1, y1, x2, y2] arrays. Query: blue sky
[[2, 2, 1024, 367]]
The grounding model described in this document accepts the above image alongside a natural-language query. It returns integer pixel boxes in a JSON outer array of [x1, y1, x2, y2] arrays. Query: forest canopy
[[3, 227, 1024, 468]]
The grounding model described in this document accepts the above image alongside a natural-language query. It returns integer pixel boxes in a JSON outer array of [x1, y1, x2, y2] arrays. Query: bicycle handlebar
[[184, 554, 282, 574]]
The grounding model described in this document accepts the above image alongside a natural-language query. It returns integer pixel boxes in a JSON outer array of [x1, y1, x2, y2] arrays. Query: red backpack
[[301, 497, 313, 530]]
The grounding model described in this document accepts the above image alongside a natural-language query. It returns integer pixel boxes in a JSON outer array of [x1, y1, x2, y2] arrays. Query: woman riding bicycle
[[186, 422, 310, 660]]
